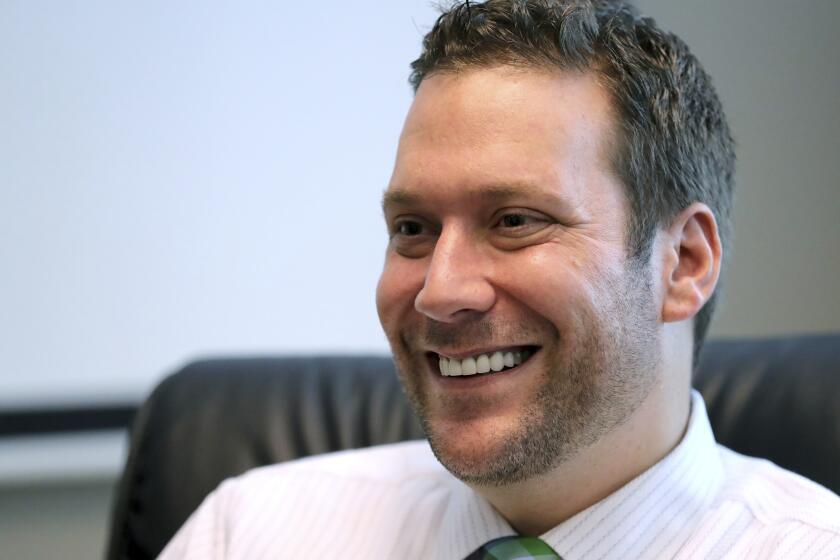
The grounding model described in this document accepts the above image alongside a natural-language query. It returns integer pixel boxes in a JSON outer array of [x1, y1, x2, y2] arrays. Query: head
[[376, 0, 734, 486], [411, 0, 735, 363]]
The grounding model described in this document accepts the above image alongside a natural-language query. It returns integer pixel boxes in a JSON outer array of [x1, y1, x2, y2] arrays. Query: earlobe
[[661, 203, 722, 324]]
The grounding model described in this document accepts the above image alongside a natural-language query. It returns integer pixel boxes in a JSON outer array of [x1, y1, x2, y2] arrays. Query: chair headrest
[[107, 335, 840, 560]]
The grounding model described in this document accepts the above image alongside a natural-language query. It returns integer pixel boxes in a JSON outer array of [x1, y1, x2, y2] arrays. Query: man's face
[[376, 67, 661, 486]]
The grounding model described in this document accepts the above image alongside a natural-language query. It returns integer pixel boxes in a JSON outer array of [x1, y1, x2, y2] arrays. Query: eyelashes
[[388, 211, 557, 257]]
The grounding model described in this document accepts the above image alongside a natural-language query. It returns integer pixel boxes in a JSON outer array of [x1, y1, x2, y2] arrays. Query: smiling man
[[160, 2, 840, 559], [377, 66, 678, 537]]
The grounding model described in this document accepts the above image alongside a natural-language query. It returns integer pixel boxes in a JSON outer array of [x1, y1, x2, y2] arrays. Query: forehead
[[385, 67, 619, 210]]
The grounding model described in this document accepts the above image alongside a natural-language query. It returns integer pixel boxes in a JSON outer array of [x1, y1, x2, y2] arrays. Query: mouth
[[426, 346, 540, 378]]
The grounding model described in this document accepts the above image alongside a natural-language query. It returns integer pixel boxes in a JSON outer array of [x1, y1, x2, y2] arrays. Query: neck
[[472, 377, 691, 536]]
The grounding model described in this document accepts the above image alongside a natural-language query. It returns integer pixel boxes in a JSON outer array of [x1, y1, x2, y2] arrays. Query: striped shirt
[[160, 391, 840, 559]]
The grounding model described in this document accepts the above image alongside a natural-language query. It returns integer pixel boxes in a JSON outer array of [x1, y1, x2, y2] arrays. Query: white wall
[[1, 0, 441, 408]]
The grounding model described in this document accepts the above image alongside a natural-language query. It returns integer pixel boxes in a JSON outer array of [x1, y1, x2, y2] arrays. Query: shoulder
[[235, 438, 445, 487], [216, 439, 452, 515], [717, 445, 840, 530], [160, 441, 456, 559], [711, 445, 840, 558]]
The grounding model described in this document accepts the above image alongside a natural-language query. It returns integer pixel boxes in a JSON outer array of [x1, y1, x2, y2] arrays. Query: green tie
[[464, 535, 564, 560]]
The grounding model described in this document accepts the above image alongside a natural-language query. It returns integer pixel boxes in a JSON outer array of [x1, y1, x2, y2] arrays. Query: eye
[[494, 211, 552, 235], [394, 220, 424, 237], [388, 216, 436, 258], [501, 214, 531, 228]]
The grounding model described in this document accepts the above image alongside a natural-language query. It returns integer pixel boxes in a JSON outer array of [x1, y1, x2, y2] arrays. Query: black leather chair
[[106, 335, 840, 560]]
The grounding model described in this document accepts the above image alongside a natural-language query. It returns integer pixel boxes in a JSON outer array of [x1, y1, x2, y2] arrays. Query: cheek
[[497, 251, 580, 305], [493, 251, 600, 335], [375, 255, 426, 330]]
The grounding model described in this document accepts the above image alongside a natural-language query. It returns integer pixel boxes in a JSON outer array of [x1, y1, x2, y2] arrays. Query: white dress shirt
[[159, 391, 840, 559]]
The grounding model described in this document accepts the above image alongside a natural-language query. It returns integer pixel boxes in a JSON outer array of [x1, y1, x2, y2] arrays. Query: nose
[[414, 225, 496, 322]]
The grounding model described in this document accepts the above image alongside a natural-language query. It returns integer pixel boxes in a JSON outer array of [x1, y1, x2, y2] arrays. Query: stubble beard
[[391, 260, 660, 487]]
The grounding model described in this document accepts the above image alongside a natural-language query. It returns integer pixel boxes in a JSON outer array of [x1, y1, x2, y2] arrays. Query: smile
[[435, 347, 537, 377]]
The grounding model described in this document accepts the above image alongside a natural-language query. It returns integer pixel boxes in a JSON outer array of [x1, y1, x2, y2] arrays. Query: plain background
[[2, 0, 838, 410], [1, 1, 838, 558]]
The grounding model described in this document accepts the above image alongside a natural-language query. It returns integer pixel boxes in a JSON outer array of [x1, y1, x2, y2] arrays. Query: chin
[[422, 409, 554, 487]]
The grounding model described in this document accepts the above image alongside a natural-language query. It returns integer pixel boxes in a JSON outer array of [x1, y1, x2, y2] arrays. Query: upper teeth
[[438, 349, 530, 377]]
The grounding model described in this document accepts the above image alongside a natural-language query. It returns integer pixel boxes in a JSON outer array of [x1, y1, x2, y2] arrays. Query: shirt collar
[[436, 477, 516, 559], [437, 390, 724, 560]]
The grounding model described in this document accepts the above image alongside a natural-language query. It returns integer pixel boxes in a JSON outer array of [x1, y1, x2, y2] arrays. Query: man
[[160, 1, 840, 558]]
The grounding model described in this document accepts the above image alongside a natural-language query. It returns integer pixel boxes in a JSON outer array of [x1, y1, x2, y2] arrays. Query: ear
[[660, 203, 722, 323]]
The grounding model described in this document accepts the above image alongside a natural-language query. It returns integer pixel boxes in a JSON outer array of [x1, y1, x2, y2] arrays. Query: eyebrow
[[380, 188, 419, 211], [381, 183, 546, 213]]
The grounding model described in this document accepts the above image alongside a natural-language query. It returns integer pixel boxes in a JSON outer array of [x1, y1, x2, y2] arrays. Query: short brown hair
[[409, 0, 735, 365]]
